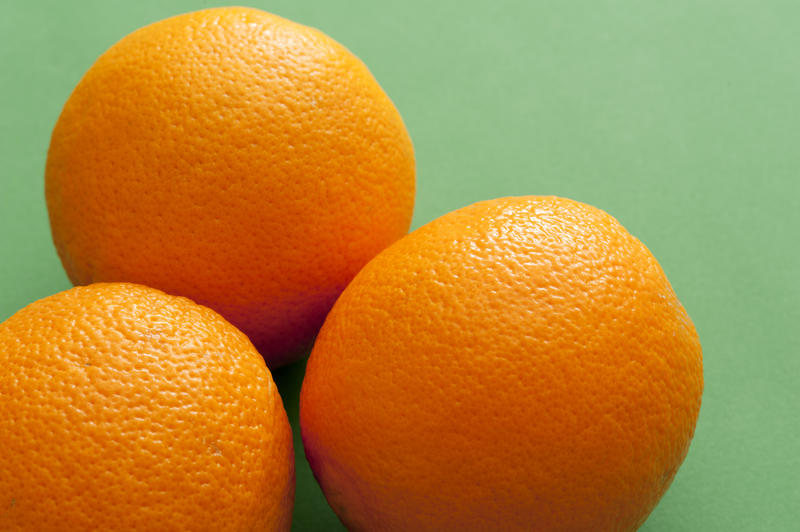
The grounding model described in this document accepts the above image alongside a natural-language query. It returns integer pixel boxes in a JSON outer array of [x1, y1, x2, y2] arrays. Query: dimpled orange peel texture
[[45, 7, 415, 367], [300, 196, 703, 531], [0, 283, 294, 531]]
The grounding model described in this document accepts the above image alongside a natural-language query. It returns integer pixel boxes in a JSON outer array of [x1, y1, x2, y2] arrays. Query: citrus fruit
[[45, 7, 415, 368], [300, 196, 703, 531], [0, 283, 294, 531]]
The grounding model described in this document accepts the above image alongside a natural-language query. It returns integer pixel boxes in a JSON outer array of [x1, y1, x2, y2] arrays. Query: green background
[[2, 0, 798, 530]]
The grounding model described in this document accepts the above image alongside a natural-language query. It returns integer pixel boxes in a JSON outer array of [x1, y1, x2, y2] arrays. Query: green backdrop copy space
[[1, 1, 798, 530]]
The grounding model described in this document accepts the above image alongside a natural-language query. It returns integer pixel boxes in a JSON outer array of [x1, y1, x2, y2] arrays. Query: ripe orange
[[45, 7, 415, 368], [0, 283, 294, 531], [300, 196, 703, 531]]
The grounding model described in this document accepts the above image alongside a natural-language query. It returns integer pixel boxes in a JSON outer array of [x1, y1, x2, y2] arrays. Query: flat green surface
[[1, 1, 798, 530]]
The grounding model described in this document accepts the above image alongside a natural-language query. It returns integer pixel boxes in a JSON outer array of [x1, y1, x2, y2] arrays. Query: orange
[[45, 7, 415, 368], [0, 283, 294, 531], [300, 196, 703, 531]]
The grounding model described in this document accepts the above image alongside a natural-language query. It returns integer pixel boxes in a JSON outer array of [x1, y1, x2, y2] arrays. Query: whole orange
[[45, 7, 415, 368], [300, 196, 703, 531], [0, 283, 294, 531]]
